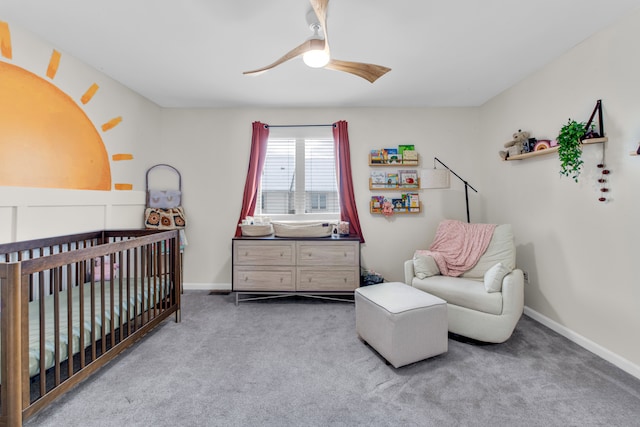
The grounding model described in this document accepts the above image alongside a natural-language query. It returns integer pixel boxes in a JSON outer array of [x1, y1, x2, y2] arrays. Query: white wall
[[479, 9, 640, 370], [159, 107, 480, 287]]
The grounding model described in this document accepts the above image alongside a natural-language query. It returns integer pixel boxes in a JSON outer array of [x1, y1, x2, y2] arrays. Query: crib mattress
[[0, 278, 169, 378]]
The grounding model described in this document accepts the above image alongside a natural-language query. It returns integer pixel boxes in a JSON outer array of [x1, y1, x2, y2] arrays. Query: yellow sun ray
[[81, 83, 99, 104], [101, 116, 122, 132], [46, 49, 61, 79], [112, 153, 133, 161], [0, 21, 12, 59], [114, 183, 133, 190]]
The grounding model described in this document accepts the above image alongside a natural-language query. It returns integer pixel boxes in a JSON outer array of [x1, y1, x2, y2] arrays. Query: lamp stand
[[434, 157, 478, 223]]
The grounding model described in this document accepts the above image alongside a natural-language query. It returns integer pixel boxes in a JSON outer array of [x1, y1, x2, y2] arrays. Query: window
[[257, 128, 339, 221]]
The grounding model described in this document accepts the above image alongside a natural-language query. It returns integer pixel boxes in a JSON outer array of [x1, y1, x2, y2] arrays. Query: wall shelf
[[369, 153, 419, 167], [504, 137, 607, 161], [370, 201, 422, 214], [369, 178, 420, 191]]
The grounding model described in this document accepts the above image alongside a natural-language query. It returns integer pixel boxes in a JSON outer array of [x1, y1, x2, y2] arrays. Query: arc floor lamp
[[420, 157, 478, 223]]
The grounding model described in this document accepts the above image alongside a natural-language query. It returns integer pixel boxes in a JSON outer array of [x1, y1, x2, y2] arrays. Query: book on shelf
[[385, 172, 399, 187], [370, 170, 387, 188], [385, 148, 401, 164], [405, 192, 420, 212], [398, 144, 415, 156], [398, 169, 419, 187], [402, 150, 419, 164], [370, 196, 385, 211], [370, 149, 383, 164], [380, 148, 389, 163], [392, 198, 406, 212]]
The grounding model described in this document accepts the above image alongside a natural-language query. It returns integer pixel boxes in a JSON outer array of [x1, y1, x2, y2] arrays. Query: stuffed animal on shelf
[[499, 129, 531, 160]]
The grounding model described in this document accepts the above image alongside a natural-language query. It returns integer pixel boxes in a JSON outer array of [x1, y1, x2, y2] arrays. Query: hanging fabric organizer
[[144, 164, 187, 230]]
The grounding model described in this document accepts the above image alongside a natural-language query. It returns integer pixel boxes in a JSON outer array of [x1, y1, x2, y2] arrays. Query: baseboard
[[524, 306, 640, 381], [183, 282, 231, 291]]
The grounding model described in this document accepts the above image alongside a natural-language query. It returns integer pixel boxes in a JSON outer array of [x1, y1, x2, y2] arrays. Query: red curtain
[[333, 120, 365, 243], [235, 121, 269, 237]]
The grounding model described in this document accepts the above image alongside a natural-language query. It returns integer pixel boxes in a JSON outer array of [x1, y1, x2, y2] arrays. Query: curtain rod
[[264, 124, 336, 129]]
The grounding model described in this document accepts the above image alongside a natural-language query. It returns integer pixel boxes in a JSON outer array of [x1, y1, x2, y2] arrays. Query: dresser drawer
[[296, 267, 359, 292], [296, 241, 358, 266], [233, 267, 296, 291], [233, 241, 296, 265]]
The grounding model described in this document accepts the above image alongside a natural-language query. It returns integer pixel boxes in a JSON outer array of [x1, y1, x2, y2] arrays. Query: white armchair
[[404, 223, 524, 343]]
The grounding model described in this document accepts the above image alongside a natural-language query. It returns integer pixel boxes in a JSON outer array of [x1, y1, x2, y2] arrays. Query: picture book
[[406, 192, 420, 211], [385, 172, 399, 187], [387, 152, 402, 164], [370, 196, 385, 211], [370, 170, 387, 188], [392, 198, 406, 212], [398, 144, 415, 155], [402, 150, 419, 164], [370, 149, 383, 164], [399, 169, 419, 187]]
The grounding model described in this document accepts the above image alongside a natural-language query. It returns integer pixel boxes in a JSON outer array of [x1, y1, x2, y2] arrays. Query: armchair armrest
[[404, 259, 415, 286], [501, 268, 525, 316]]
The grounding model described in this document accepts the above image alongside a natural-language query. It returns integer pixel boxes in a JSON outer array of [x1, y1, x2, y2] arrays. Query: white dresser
[[232, 236, 360, 304]]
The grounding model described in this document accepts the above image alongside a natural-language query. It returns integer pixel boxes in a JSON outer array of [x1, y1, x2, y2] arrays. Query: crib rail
[[0, 262, 21, 427], [0, 229, 181, 426]]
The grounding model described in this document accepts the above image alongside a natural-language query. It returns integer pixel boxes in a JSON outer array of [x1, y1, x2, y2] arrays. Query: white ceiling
[[3, 0, 640, 108]]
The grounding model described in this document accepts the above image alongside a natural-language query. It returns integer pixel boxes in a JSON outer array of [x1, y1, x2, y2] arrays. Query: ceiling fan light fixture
[[302, 49, 330, 68]]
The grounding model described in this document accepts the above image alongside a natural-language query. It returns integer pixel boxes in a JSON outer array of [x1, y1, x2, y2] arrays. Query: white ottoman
[[355, 282, 448, 368]]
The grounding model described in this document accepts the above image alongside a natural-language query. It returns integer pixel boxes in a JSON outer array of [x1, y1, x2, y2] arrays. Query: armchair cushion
[[411, 275, 503, 315], [462, 224, 516, 279], [413, 251, 440, 279], [484, 262, 511, 293]]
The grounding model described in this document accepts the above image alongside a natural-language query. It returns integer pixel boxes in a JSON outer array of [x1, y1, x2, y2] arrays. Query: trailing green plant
[[557, 119, 587, 182]]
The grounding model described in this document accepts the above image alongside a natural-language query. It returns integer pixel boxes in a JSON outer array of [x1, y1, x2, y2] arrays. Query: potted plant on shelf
[[557, 119, 587, 182]]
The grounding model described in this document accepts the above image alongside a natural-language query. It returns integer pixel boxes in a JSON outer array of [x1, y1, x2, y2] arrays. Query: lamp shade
[[420, 168, 450, 189]]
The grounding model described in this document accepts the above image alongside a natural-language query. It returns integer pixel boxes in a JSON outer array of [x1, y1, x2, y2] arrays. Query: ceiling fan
[[243, 0, 391, 83]]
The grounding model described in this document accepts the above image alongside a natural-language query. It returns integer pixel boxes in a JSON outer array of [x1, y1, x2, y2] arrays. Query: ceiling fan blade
[[309, 0, 330, 54], [243, 39, 318, 75], [325, 59, 391, 83]]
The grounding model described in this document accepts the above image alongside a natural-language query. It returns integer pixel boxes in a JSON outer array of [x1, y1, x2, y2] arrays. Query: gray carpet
[[24, 290, 640, 427]]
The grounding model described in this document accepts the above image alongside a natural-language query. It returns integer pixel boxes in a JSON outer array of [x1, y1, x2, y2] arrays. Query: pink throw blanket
[[423, 220, 496, 277]]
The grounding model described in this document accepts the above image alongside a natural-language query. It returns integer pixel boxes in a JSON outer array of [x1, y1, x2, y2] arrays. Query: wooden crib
[[0, 229, 181, 426]]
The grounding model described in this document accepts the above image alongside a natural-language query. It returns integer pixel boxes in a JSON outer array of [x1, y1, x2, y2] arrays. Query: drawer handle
[[344, 252, 347, 257], [344, 277, 347, 282], [244, 276, 248, 281], [244, 251, 248, 256], [280, 252, 284, 257], [280, 277, 283, 283], [308, 277, 312, 282]]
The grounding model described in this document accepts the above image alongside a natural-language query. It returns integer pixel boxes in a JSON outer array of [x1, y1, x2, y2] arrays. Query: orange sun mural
[[0, 21, 131, 191]]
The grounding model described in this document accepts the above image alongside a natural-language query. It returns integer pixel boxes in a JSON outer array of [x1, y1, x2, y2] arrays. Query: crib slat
[[133, 248, 139, 332], [53, 268, 61, 387], [100, 263, 106, 356], [109, 254, 115, 348], [38, 271, 46, 397], [90, 263, 97, 362], [79, 260, 86, 370], [66, 263, 74, 378], [118, 251, 124, 339]]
